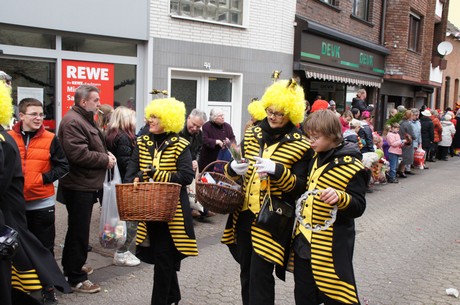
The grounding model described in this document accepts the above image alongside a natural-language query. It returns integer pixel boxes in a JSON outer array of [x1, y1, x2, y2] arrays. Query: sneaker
[[81, 265, 94, 275], [71, 280, 101, 294], [113, 251, 141, 266], [42, 286, 58, 305]]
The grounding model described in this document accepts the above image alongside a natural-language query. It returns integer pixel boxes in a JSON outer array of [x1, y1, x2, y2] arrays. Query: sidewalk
[[53, 155, 460, 304]]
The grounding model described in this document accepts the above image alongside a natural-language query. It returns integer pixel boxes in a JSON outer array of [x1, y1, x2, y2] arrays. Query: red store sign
[[61, 60, 114, 118]]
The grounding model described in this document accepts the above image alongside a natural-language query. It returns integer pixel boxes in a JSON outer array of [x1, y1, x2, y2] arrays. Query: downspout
[[380, 0, 387, 45], [377, 0, 387, 132]]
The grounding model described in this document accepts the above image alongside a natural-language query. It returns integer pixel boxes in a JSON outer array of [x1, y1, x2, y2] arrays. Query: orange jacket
[[431, 116, 443, 143], [8, 124, 55, 201]]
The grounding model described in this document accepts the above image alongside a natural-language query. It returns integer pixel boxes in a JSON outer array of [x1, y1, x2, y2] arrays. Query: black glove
[[136, 165, 156, 182]]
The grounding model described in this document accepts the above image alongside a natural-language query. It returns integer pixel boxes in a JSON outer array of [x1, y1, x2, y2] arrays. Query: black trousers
[[26, 206, 56, 256], [438, 146, 449, 160], [61, 188, 96, 285], [147, 221, 181, 305], [294, 253, 358, 305], [0, 259, 12, 305], [237, 230, 275, 305]]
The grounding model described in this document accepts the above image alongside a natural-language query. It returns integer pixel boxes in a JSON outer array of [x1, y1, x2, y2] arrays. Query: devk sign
[[61, 60, 114, 117]]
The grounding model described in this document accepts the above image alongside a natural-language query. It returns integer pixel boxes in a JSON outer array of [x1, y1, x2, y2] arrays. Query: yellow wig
[[247, 98, 266, 121], [0, 81, 13, 126], [144, 98, 185, 133], [260, 79, 305, 125]]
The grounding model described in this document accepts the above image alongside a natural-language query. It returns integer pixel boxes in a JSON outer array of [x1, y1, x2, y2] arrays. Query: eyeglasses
[[307, 135, 321, 143], [24, 113, 46, 119], [265, 108, 285, 119]]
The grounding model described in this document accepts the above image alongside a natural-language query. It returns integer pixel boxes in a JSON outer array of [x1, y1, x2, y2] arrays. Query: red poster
[[61, 60, 114, 118]]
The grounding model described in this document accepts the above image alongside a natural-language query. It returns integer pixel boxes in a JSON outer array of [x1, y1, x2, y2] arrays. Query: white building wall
[[150, 0, 296, 55]]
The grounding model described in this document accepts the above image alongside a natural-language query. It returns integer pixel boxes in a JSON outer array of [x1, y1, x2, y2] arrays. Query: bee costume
[[222, 80, 314, 305], [124, 98, 197, 305]]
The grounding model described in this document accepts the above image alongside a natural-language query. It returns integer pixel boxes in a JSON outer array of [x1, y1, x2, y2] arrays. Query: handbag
[[255, 180, 294, 239], [213, 147, 232, 173]]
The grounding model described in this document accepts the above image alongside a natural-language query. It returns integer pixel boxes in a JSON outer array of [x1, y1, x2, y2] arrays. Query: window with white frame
[[408, 12, 421, 52], [352, 0, 369, 21], [170, 0, 243, 25]]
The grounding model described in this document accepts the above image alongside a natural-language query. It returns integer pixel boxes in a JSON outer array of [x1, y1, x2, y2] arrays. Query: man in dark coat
[[58, 84, 116, 293]]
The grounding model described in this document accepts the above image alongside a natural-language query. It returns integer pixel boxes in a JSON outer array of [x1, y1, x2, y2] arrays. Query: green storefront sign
[[300, 32, 385, 76]]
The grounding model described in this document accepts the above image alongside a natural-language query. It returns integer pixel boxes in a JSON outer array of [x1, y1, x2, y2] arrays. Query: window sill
[[350, 14, 374, 27], [313, 0, 341, 13], [169, 14, 247, 29], [407, 49, 422, 56]]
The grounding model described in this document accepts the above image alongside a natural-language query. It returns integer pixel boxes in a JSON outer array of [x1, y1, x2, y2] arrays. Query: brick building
[[439, 21, 460, 112], [293, 0, 389, 129], [381, 0, 449, 124], [293, 0, 449, 131]]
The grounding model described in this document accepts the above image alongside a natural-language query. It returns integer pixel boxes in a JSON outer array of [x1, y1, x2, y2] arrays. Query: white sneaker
[[113, 251, 141, 266]]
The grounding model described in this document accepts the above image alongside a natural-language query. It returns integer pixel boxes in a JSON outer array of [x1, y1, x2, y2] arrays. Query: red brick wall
[[296, 0, 382, 44], [384, 0, 436, 82]]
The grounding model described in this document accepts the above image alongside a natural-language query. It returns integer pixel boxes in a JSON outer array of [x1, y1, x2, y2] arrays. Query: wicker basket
[[195, 161, 244, 214], [116, 182, 181, 221]]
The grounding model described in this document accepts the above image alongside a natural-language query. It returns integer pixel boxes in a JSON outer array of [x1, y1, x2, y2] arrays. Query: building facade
[[0, 0, 300, 140], [150, 0, 299, 140], [439, 21, 460, 111], [382, 0, 449, 120], [294, 0, 389, 128], [0, 0, 150, 130]]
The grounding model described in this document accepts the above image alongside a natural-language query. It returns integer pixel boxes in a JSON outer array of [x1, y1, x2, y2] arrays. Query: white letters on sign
[[66, 66, 109, 81]]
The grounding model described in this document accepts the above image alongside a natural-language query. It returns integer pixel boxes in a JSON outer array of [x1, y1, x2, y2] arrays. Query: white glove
[[230, 160, 249, 175], [253, 157, 276, 175]]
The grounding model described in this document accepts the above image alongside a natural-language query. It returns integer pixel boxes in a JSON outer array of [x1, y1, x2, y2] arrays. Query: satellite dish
[[437, 41, 453, 57]]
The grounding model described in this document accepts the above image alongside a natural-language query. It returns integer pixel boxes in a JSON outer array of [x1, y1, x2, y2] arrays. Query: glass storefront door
[[0, 58, 57, 130]]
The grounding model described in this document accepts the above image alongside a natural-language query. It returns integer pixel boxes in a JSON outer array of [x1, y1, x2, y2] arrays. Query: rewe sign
[[61, 60, 114, 117]]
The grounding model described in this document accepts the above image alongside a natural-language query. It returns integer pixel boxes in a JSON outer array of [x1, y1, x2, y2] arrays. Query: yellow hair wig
[[0, 81, 13, 126], [144, 98, 185, 133], [247, 99, 266, 121], [260, 79, 305, 125]]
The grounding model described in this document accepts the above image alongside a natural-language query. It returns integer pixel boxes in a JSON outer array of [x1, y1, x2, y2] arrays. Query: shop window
[[170, 0, 244, 26], [408, 12, 421, 52], [0, 26, 55, 49], [0, 58, 56, 130], [62, 36, 137, 57], [113, 64, 137, 110], [352, 0, 369, 21]]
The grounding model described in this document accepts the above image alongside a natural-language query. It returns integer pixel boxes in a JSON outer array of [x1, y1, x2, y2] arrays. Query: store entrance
[[0, 58, 56, 130]]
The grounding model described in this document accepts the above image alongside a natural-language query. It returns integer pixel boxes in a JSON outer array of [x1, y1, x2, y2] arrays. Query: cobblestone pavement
[[52, 156, 460, 305]]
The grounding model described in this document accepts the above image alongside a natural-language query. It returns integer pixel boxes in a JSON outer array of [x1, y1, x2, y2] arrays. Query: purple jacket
[[198, 121, 235, 171]]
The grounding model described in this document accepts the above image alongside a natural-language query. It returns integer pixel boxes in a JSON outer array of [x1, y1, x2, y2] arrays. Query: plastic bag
[[99, 166, 126, 249], [414, 147, 425, 169]]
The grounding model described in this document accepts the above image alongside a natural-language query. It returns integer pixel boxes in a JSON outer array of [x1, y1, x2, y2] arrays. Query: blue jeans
[[388, 153, 400, 180]]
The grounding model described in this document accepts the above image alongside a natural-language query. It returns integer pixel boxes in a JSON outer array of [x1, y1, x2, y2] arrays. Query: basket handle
[[197, 160, 229, 180]]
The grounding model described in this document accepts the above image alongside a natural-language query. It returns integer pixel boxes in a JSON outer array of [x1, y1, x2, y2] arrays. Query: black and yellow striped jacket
[[222, 123, 313, 268], [291, 143, 368, 304], [125, 133, 198, 258]]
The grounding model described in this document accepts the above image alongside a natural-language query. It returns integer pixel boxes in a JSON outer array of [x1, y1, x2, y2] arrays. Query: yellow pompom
[[260, 79, 305, 125], [144, 98, 186, 133], [0, 81, 13, 126]]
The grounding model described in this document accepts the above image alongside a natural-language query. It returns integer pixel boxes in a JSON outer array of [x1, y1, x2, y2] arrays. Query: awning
[[294, 62, 383, 88]]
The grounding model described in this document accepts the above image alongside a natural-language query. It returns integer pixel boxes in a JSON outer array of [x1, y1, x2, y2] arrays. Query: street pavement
[[52, 156, 460, 305]]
